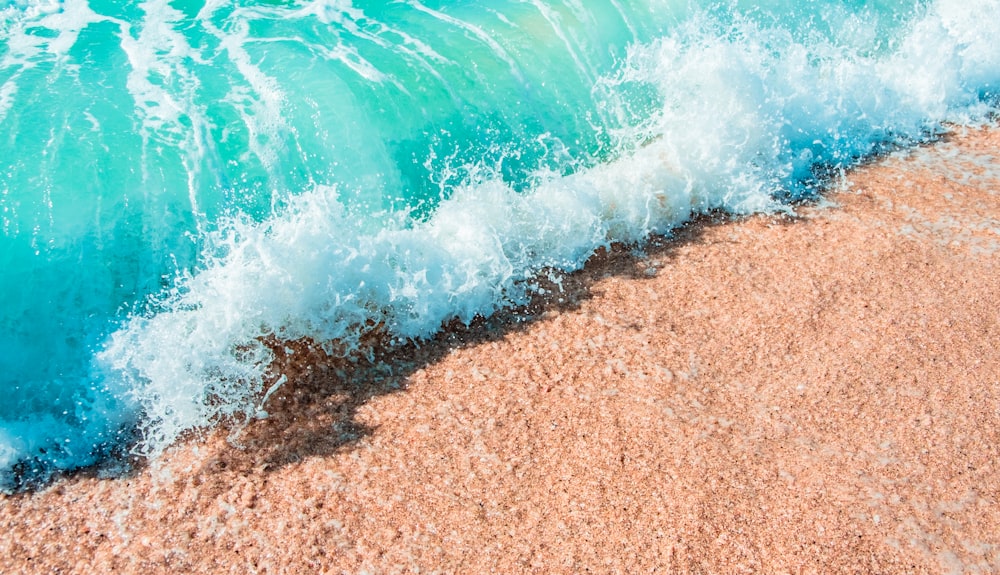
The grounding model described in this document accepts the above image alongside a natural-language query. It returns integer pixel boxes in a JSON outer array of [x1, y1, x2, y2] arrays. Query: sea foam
[[1, 0, 998, 488], [100, 0, 999, 461]]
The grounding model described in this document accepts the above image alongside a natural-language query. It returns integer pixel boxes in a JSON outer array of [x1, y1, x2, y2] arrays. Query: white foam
[[86, 0, 1000, 459], [0, 0, 106, 120], [203, 11, 288, 175], [409, 0, 525, 82], [893, 0, 1000, 120]]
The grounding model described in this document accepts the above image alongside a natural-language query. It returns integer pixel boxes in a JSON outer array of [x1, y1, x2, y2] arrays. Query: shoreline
[[2, 127, 999, 573]]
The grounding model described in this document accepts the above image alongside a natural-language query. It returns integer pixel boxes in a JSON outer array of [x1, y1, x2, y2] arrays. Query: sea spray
[[1, 0, 998, 488], [108, 0, 999, 460]]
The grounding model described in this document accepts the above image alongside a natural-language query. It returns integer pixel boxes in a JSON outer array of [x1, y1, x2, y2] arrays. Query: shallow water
[[1, 0, 997, 488]]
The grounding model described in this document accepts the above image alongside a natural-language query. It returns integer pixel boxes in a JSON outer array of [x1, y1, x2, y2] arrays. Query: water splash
[[1, 0, 998, 488]]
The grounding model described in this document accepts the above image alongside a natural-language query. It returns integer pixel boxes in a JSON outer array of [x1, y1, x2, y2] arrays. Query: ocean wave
[[1, 0, 998, 489]]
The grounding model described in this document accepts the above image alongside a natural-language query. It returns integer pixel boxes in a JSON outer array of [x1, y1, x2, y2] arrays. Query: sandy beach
[[2, 127, 998, 574]]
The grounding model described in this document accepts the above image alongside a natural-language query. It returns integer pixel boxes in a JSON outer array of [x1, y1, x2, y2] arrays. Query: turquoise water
[[1, 0, 997, 489]]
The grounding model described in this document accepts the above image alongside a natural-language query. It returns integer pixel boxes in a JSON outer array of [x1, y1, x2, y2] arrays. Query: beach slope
[[2, 128, 999, 574]]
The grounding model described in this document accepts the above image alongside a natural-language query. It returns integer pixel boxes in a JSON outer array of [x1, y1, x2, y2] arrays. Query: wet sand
[[2, 127, 999, 574]]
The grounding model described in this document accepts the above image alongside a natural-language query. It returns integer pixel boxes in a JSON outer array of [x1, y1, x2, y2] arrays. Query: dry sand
[[2, 127, 999, 574]]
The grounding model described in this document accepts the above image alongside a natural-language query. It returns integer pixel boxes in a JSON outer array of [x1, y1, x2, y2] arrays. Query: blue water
[[0, 0, 997, 489]]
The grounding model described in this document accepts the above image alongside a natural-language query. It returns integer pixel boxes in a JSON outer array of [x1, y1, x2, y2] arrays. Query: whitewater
[[0, 0, 997, 490]]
